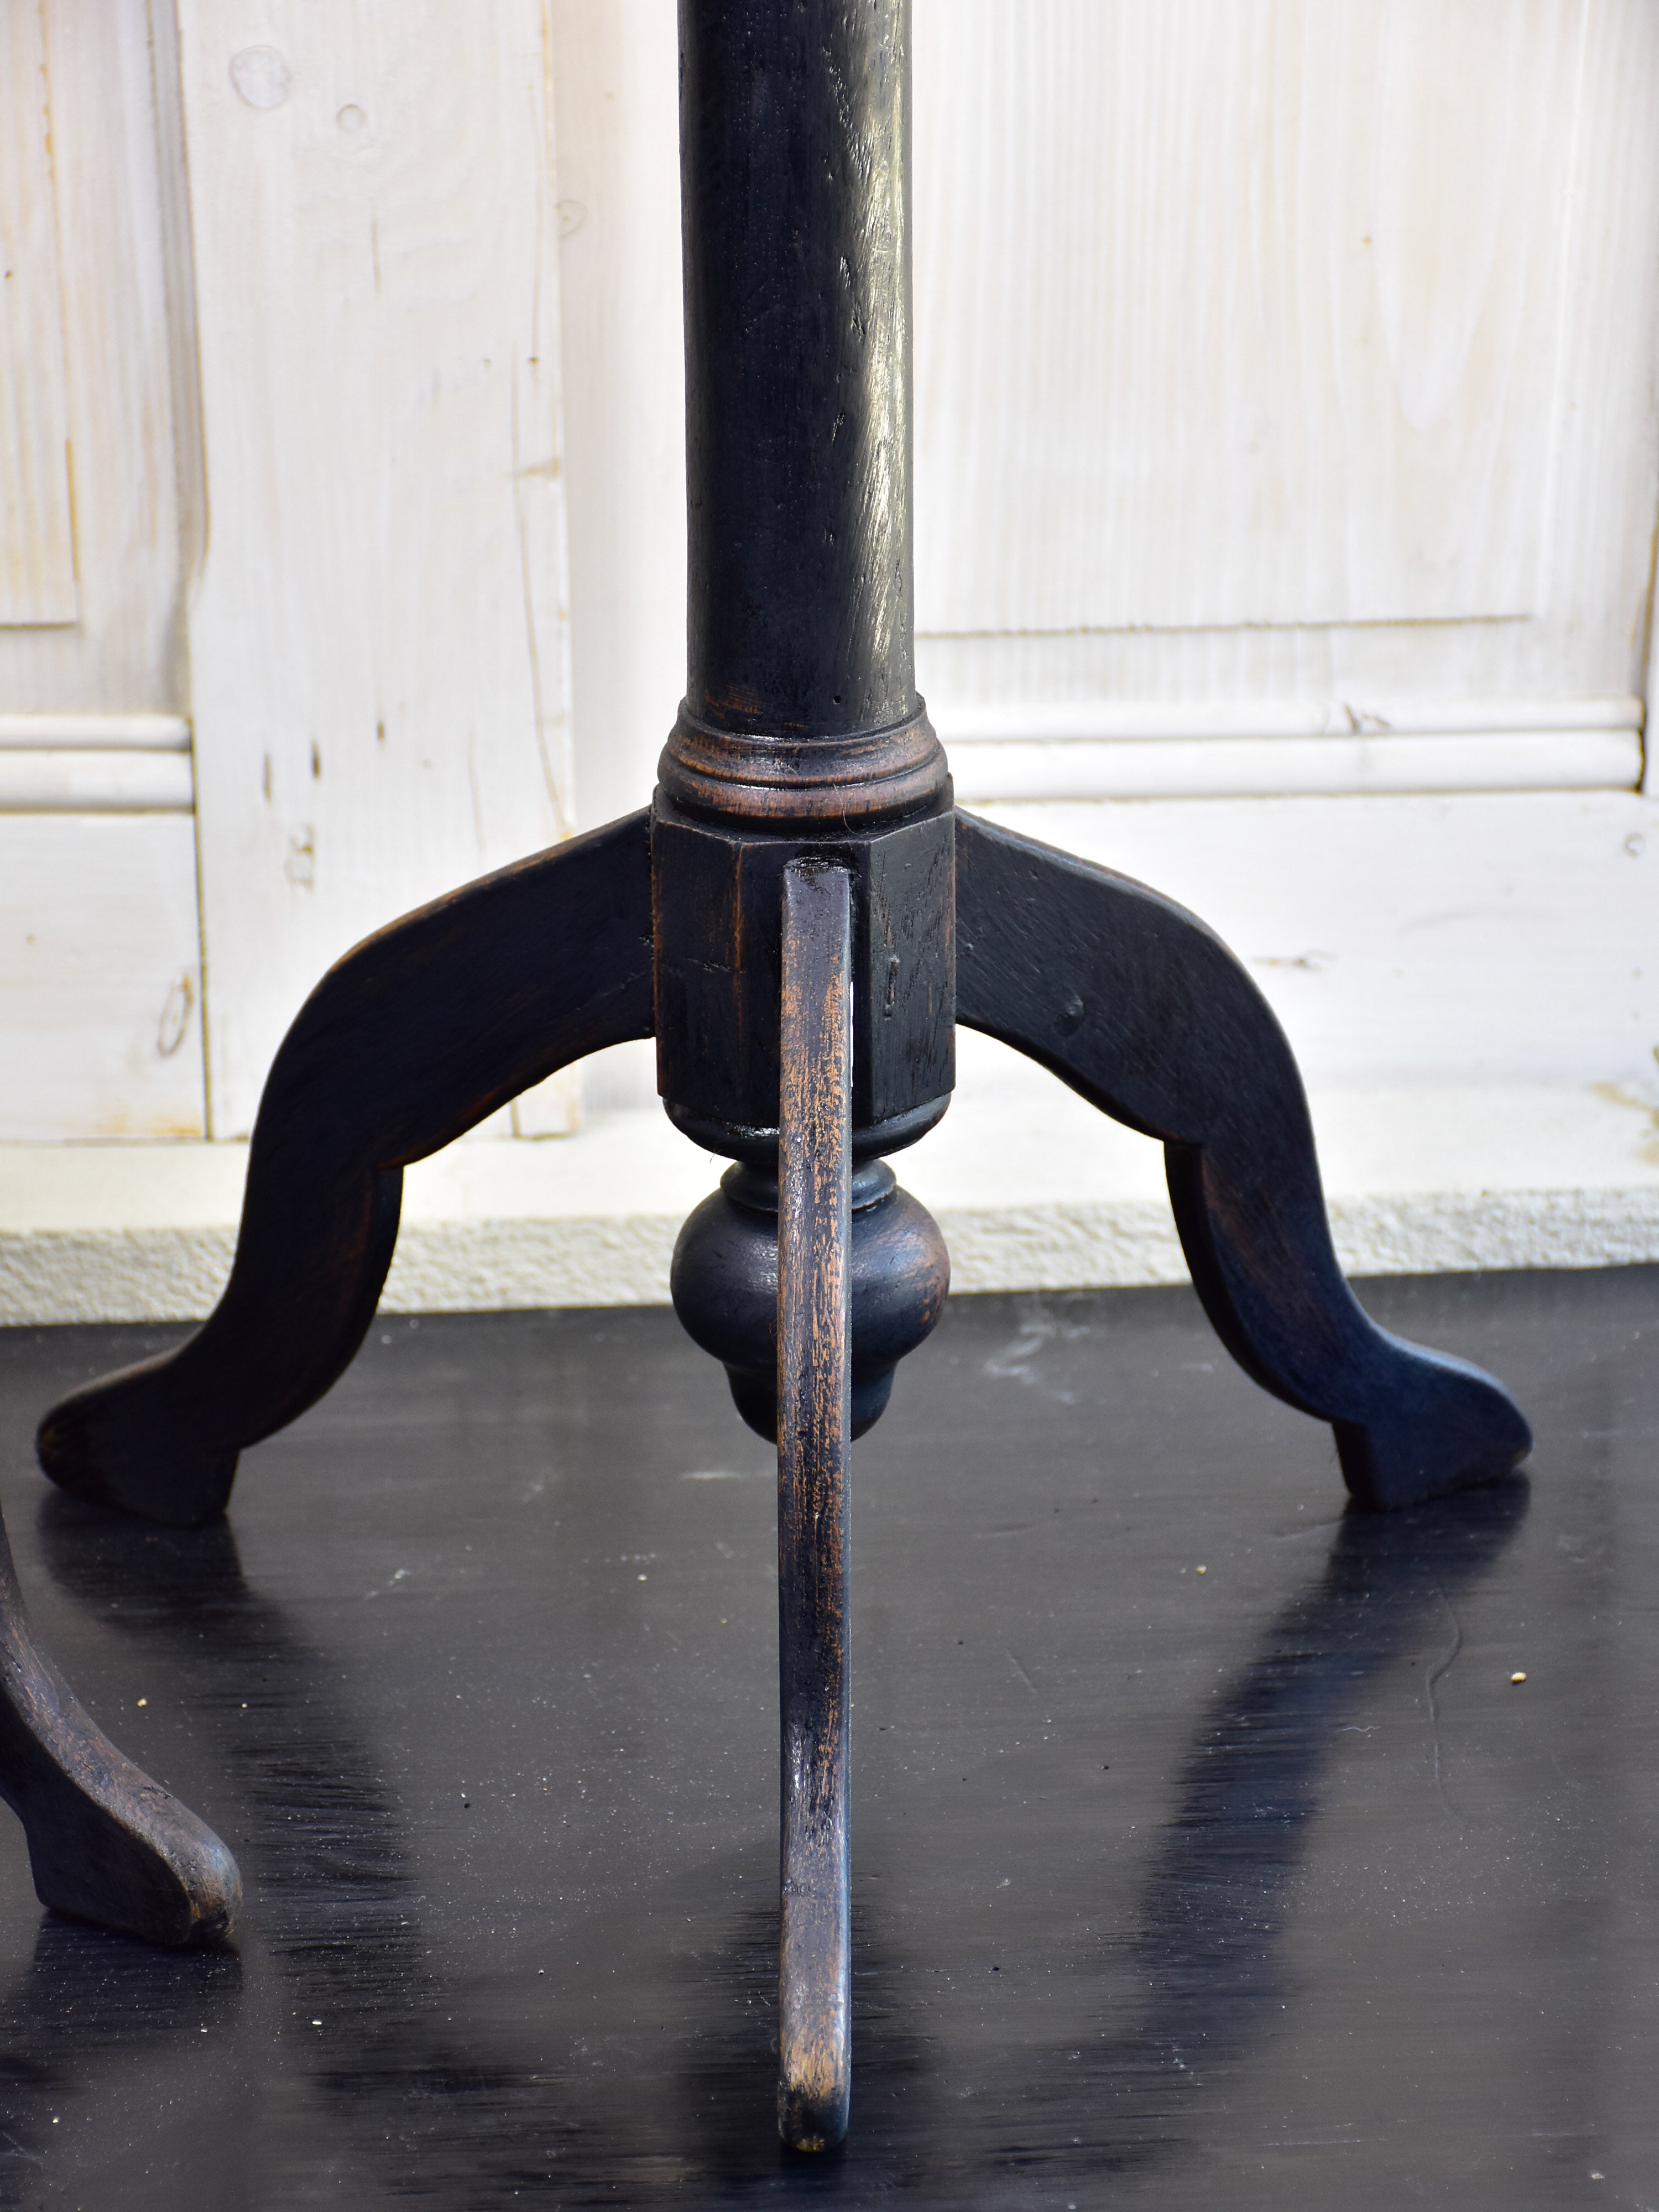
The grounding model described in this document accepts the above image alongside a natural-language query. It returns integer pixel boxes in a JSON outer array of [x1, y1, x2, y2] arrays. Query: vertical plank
[[0, 0, 78, 624], [177, 1, 575, 1134]]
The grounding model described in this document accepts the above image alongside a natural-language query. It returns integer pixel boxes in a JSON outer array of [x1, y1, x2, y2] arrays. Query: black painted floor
[[0, 1272, 1653, 2208]]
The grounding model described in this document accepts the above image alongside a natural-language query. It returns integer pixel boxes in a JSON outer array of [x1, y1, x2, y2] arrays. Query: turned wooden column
[[666, 0, 942, 826], [653, 0, 955, 1174]]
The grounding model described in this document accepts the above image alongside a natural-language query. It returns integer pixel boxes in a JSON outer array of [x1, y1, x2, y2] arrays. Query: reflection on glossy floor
[[0, 1272, 1653, 2207]]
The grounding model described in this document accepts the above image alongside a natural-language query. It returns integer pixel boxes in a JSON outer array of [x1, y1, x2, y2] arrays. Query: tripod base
[[30, 798, 1527, 2132]]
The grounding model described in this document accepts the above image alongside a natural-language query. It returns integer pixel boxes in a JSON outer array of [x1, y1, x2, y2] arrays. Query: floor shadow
[[0, 1914, 242, 2206], [19, 1469, 1530, 2206], [956, 1474, 1535, 2202], [29, 1493, 588, 2206]]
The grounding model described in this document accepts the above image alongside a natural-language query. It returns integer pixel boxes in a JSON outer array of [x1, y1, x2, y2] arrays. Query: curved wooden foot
[[775, 862, 853, 2151], [38, 813, 655, 1527], [955, 810, 1531, 1509], [0, 1515, 238, 1945]]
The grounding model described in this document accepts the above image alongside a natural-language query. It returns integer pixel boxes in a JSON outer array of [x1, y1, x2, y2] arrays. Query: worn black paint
[[680, 0, 914, 739], [0, 1510, 238, 1950], [672, 1158, 950, 1439], [954, 806, 1533, 1508], [650, 791, 954, 1155], [37, 811, 655, 1529]]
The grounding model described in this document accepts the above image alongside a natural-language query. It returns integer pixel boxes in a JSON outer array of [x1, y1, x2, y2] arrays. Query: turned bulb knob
[[671, 1160, 949, 1442]]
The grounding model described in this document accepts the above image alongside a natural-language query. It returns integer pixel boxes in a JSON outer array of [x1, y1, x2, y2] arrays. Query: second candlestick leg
[[775, 861, 853, 2152]]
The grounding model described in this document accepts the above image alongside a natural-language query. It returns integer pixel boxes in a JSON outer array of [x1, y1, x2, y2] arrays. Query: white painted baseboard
[[935, 697, 1644, 802], [3, 1041, 1656, 1326], [0, 750, 196, 812]]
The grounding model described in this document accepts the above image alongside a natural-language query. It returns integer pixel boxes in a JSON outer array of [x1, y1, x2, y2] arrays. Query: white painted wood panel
[[175, 1, 576, 1135], [0, 813, 204, 1140], [0, 0, 78, 625], [911, 0, 1659, 799], [0, 0, 195, 709], [0, 4, 208, 1142], [942, 697, 1645, 742], [913, 0, 1586, 634]]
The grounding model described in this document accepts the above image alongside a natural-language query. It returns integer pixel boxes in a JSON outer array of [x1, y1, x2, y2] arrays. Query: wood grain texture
[[775, 862, 853, 2151], [0, 814, 205, 1142], [0, 0, 78, 625], [546, 0, 685, 834], [680, 0, 913, 743], [175, 0, 576, 1135], [915, 0, 1584, 632], [36, 810, 654, 1526], [0, 0, 195, 703], [0, 4, 207, 1140], [954, 808, 1532, 1510], [651, 794, 953, 1151], [910, 0, 1659, 778]]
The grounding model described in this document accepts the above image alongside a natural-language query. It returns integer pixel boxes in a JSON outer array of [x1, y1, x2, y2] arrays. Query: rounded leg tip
[[22, 1770, 242, 1950], [36, 1381, 237, 1530], [0, 1608, 242, 1948], [778, 2081, 849, 2153], [36, 1837, 241, 1950], [1336, 1353, 1532, 1512]]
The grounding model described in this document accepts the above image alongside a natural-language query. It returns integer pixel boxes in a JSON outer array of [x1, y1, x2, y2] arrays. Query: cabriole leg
[[955, 809, 1531, 1508], [38, 813, 656, 1528]]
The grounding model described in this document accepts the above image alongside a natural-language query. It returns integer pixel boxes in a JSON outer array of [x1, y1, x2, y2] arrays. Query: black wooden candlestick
[[32, 0, 1529, 2148]]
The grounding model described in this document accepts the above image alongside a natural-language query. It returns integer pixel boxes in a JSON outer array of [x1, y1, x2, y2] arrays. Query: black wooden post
[[669, 0, 938, 821]]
